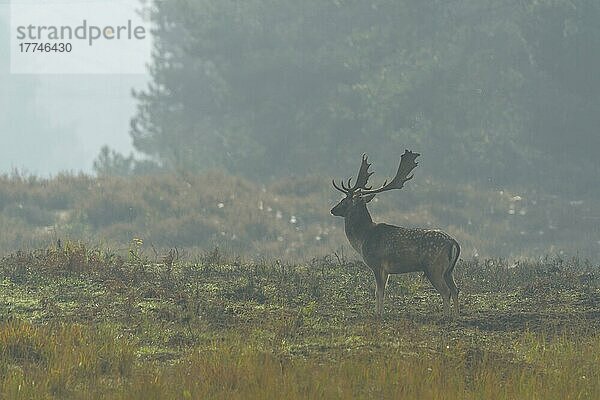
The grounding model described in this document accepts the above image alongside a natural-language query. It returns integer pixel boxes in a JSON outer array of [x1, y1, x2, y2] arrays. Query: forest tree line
[[96, 0, 600, 198]]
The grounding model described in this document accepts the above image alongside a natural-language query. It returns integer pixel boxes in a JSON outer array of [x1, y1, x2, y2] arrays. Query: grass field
[[0, 241, 598, 399]]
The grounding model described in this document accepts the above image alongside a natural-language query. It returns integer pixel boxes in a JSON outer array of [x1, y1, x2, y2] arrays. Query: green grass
[[0, 242, 598, 399], [3, 323, 597, 399]]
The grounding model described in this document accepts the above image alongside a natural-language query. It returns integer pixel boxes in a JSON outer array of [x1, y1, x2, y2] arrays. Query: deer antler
[[332, 153, 375, 194], [360, 150, 420, 196]]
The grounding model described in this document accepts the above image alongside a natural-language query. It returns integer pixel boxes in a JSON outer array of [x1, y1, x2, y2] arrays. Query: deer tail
[[446, 239, 460, 276]]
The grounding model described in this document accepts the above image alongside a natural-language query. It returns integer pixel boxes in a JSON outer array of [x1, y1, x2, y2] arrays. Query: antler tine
[[331, 152, 379, 195], [332, 179, 348, 194], [361, 150, 420, 196], [340, 178, 349, 192]]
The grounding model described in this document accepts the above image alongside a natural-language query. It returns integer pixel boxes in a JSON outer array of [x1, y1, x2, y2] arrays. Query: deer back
[[361, 223, 456, 273]]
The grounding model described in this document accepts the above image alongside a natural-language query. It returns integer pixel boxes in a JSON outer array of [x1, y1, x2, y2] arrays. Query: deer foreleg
[[374, 269, 388, 317]]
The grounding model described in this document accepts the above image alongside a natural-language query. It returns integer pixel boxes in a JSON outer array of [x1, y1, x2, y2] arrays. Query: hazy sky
[[0, 2, 150, 176]]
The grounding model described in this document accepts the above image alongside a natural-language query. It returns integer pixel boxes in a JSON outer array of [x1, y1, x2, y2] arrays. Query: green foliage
[[128, 0, 600, 196], [0, 172, 598, 261], [521, 0, 600, 162], [3, 203, 54, 227], [93, 146, 161, 177], [93, 146, 135, 177]]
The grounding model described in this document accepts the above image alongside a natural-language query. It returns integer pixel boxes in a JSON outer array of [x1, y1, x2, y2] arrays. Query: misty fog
[[1, 0, 599, 261], [0, 6, 147, 175]]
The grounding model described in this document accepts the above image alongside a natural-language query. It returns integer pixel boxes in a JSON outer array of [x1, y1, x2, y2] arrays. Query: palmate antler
[[360, 150, 420, 196], [332, 150, 420, 196]]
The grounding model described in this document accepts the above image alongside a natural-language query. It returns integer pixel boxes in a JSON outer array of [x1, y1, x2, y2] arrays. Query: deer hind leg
[[425, 268, 451, 317], [444, 271, 459, 316]]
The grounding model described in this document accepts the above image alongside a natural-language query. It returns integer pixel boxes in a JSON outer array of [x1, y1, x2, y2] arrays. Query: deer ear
[[362, 194, 376, 203]]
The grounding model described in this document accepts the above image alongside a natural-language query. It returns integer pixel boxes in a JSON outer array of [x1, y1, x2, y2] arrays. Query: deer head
[[330, 150, 420, 217]]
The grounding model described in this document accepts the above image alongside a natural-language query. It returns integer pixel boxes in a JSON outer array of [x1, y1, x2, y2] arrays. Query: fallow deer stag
[[331, 150, 460, 317]]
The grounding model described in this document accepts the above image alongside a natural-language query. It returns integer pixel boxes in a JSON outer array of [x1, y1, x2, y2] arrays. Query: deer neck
[[344, 204, 375, 254]]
